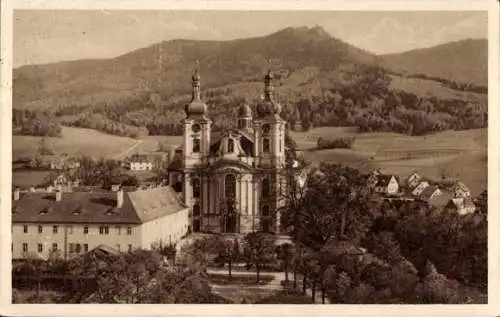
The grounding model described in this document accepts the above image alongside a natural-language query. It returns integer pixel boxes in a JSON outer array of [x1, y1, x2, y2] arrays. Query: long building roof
[[12, 186, 186, 224]]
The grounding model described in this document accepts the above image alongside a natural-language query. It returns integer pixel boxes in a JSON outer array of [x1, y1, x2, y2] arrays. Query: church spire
[[192, 61, 201, 101], [264, 68, 274, 101], [185, 61, 207, 117]]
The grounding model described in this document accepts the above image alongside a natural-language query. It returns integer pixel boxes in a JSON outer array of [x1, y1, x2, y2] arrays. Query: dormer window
[[193, 138, 200, 153], [227, 139, 234, 153], [262, 124, 271, 134], [192, 124, 201, 133], [263, 138, 270, 153], [72, 205, 83, 215]]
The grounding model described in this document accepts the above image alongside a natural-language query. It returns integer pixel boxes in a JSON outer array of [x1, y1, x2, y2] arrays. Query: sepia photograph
[[1, 1, 497, 312]]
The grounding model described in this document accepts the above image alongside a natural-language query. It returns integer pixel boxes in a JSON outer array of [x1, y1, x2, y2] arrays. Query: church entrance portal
[[221, 199, 239, 233]]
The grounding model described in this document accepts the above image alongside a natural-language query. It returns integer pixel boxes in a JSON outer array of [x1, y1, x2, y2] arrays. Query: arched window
[[193, 139, 200, 153], [227, 139, 234, 153], [261, 178, 270, 198], [193, 204, 201, 217], [263, 138, 270, 153], [225, 174, 236, 198], [193, 178, 200, 198], [262, 205, 270, 217]]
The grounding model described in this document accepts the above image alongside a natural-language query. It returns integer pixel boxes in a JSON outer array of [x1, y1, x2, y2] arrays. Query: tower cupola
[[256, 69, 282, 118], [185, 66, 208, 118]]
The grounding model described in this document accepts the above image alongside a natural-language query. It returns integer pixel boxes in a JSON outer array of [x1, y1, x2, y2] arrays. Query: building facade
[[168, 69, 292, 235], [11, 186, 188, 260]]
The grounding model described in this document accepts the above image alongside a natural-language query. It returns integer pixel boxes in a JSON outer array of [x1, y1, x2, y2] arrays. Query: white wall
[[12, 223, 142, 260], [140, 208, 189, 249]]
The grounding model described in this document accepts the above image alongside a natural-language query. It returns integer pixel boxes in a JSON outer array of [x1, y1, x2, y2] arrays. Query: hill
[[12, 26, 487, 139], [380, 39, 487, 86], [13, 26, 379, 111]]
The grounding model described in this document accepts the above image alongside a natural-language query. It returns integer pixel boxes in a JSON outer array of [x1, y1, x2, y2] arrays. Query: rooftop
[[12, 186, 186, 224]]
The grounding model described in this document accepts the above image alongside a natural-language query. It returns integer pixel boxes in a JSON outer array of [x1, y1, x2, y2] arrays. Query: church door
[[222, 199, 239, 233], [222, 174, 239, 233]]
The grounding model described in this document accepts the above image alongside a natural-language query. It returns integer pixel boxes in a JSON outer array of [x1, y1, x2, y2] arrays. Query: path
[[111, 140, 143, 160], [206, 268, 329, 304]]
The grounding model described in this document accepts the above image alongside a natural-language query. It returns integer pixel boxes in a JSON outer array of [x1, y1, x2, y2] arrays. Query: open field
[[389, 75, 487, 104], [13, 126, 139, 159], [136, 135, 183, 153], [12, 127, 184, 161], [293, 127, 486, 196]]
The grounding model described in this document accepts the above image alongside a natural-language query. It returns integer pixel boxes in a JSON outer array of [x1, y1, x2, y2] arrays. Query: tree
[[243, 232, 276, 283], [215, 237, 241, 279], [281, 163, 380, 251], [277, 243, 294, 282]]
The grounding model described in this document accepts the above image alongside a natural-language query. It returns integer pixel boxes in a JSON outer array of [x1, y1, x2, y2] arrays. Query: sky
[[14, 10, 488, 67]]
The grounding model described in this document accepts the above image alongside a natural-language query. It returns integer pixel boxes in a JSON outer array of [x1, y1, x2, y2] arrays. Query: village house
[[11, 186, 189, 260], [451, 181, 472, 198], [406, 172, 421, 189], [374, 175, 399, 195], [444, 197, 476, 215], [43, 155, 81, 170], [127, 154, 154, 171], [417, 186, 451, 209], [411, 181, 430, 196]]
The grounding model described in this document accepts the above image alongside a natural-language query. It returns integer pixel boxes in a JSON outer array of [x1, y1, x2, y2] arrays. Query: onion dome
[[238, 100, 253, 117], [256, 69, 282, 118], [185, 67, 208, 117]]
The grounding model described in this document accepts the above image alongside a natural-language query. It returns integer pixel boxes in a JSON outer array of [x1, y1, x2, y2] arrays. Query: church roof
[[238, 102, 253, 117]]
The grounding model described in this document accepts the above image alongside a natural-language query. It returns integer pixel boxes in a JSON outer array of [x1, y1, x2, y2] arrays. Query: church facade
[[167, 69, 293, 235]]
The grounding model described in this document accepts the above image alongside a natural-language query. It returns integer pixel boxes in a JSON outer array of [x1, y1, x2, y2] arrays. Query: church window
[[227, 139, 234, 153], [193, 178, 201, 198], [261, 178, 270, 198], [263, 138, 270, 153], [225, 174, 236, 198], [193, 204, 201, 217], [193, 138, 200, 153]]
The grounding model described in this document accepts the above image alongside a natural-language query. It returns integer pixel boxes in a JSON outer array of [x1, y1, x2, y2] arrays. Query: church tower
[[182, 66, 211, 231], [253, 69, 286, 234], [254, 69, 286, 168]]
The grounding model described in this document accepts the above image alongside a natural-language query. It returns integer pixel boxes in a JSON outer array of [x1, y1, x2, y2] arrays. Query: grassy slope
[[380, 39, 487, 86], [389, 75, 487, 104], [293, 127, 486, 196], [13, 126, 139, 159]]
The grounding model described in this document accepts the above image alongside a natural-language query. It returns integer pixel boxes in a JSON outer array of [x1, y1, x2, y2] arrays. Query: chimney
[[117, 189, 124, 208], [13, 188, 20, 201], [56, 190, 62, 202]]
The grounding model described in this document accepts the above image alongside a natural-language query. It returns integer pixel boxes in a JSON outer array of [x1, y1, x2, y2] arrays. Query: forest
[[13, 66, 487, 138]]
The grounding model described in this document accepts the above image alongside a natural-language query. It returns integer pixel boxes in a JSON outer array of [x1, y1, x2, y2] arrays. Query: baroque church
[[167, 68, 297, 235]]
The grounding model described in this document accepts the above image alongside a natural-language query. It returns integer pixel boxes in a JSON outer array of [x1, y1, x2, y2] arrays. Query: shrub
[[317, 137, 355, 150]]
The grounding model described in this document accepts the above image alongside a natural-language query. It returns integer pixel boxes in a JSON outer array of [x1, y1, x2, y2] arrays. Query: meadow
[[12, 126, 183, 160], [292, 127, 487, 196]]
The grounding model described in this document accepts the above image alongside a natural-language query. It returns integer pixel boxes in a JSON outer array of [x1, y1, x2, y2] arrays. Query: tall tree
[[243, 233, 276, 283]]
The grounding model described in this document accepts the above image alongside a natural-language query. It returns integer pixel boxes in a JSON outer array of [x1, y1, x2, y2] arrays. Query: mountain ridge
[[13, 26, 487, 111]]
